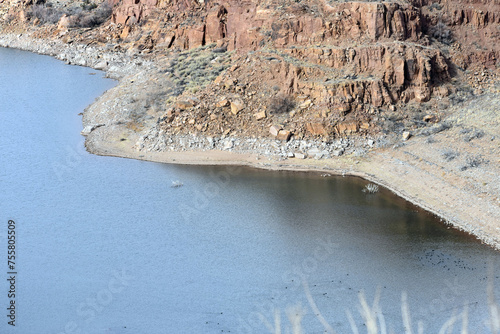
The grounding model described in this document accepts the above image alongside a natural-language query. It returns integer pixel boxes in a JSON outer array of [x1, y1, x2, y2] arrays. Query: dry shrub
[[268, 94, 295, 114], [441, 149, 459, 162], [70, 2, 112, 28], [460, 155, 487, 171], [432, 20, 453, 44], [28, 4, 63, 24]]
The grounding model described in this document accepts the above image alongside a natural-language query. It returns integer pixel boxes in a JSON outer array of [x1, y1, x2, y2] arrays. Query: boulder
[[306, 123, 328, 136], [332, 149, 344, 157], [336, 122, 358, 135], [176, 96, 199, 109], [187, 25, 205, 49], [216, 98, 229, 108], [254, 111, 266, 120], [269, 125, 281, 137], [57, 15, 70, 30], [230, 98, 245, 114], [223, 139, 234, 150], [299, 99, 312, 109], [423, 115, 439, 123], [277, 130, 292, 141], [294, 153, 306, 159]]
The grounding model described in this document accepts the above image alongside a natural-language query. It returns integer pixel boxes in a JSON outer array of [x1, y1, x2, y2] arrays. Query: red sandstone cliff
[[1, 0, 497, 139]]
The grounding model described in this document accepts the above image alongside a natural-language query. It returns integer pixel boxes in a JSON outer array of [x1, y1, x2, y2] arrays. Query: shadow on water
[[165, 163, 482, 246], [161, 163, 499, 332]]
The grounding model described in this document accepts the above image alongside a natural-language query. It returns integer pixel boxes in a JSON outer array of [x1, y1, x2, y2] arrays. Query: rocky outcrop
[[450, 6, 500, 28], [282, 43, 449, 101], [105, 0, 457, 109], [112, 0, 424, 49], [2, 0, 498, 144], [111, 0, 158, 25]]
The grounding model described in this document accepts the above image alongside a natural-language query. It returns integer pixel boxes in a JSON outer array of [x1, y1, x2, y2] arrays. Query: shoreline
[[2, 31, 499, 250], [87, 126, 500, 251]]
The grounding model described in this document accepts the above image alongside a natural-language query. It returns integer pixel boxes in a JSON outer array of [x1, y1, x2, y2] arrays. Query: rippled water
[[0, 47, 498, 334]]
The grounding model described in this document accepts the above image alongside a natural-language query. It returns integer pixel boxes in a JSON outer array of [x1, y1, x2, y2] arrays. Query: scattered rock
[[402, 131, 412, 140], [254, 110, 266, 120], [277, 130, 292, 141], [230, 98, 245, 115], [306, 123, 328, 136], [176, 97, 199, 110], [269, 125, 281, 137]]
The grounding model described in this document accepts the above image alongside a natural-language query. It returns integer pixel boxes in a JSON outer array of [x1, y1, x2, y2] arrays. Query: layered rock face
[[3, 0, 496, 140], [101, 0, 500, 139], [112, 1, 453, 121], [111, 0, 158, 25], [113, 0, 426, 49]]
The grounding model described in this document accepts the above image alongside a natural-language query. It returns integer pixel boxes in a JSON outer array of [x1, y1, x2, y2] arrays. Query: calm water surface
[[0, 47, 499, 334]]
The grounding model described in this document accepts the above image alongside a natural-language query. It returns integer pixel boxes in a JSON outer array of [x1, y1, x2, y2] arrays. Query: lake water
[[0, 46, 499, 334]]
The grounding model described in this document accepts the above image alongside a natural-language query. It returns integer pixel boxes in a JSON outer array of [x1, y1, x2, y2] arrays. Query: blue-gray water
[[0, 47, 499, 334]]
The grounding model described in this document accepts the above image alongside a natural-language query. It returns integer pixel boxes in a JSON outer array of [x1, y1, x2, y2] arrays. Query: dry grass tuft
[[363, 183, 380, 194], [270, 267, 500, 334]]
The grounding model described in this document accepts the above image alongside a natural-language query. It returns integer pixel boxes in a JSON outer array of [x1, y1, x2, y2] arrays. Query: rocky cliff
[[0, 0, 498, 141]]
